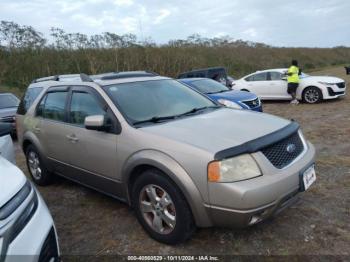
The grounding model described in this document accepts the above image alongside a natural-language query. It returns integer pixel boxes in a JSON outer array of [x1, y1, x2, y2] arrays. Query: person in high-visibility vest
[[287, 60, 300, 104]]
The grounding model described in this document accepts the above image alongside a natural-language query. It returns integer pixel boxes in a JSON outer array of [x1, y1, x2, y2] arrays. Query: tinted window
[[269, 72, 283, 81], [189, 79, 229, 94], [245, 72, 268, 81], [105, 79, 215, 124], [69, 92, 105, 125], [41, 92, 68, 121], [17, 87, 43, 115], [0, 94, 19, 109]]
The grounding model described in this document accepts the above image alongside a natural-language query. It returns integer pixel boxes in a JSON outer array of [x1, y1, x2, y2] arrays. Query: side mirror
[[0, 122, 13, 137], [84, 115, 106, 131]]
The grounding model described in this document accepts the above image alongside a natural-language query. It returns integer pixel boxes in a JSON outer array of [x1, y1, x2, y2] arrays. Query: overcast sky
[[0, 0, 349, 47]]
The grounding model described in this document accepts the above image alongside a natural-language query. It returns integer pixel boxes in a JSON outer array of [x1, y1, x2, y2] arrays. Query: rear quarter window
[[17, 87, 43, 115]]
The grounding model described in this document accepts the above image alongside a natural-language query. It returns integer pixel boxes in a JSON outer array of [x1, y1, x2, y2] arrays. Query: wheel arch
[[22, 132, 53, 172], [122, 150, 212, 227]]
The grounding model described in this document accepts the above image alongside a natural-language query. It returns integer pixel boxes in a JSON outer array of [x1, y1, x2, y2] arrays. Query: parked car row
[[8, 71, 317, 248], [179, 67, 347, 104]]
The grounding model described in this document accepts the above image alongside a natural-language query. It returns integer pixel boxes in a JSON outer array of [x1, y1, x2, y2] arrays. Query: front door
[[63, 86, 119, 181]]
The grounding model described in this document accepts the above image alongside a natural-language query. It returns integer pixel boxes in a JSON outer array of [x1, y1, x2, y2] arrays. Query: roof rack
[[31, 73, 93, 83], [93, 71, 159, 81]]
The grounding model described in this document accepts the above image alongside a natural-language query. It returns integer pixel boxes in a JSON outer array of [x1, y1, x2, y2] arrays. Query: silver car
[[16, 72, 316, 244]]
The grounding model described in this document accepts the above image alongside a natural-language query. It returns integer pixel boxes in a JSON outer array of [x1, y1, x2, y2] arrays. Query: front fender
[[122, 149, 212, 227]]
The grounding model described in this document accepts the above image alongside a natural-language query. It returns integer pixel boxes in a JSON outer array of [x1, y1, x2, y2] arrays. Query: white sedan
[[232, 68, 346, 103]]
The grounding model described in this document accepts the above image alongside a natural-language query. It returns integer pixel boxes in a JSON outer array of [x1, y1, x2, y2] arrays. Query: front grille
[[0, 116, 15, 123], [39, 227, 59, 262], [261, 132, 304, 169], [336, 82, 345, 89], [242, 98, 260, 108]]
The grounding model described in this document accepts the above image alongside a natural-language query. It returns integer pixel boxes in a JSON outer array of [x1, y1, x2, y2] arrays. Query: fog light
[[249, 215, 262, 225]]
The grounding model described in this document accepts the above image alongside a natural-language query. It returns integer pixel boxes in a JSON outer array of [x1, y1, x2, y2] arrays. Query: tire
[[132, 169, 196, 244], [25, 144, 53, 186], [302, 86, 323, 104]]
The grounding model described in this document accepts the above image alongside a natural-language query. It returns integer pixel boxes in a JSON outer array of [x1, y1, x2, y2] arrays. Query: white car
[[0, 125, 59, 261], [0, 123, 15, 164], [232, 68, 346, 103]]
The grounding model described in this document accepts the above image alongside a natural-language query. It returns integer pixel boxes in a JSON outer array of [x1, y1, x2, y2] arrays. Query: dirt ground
[[13, 66, 350, 257]]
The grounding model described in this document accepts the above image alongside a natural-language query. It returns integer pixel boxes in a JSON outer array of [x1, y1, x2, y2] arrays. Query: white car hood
[[305, 76, 344, 83], [0, 156, 26, 207], [142, 108, 291, 154]]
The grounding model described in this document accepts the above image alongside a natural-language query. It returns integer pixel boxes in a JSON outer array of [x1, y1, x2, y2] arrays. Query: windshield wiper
[[133, 106, 220, 126], [133, 115, 177, 125], [177, 105, 221, 117]]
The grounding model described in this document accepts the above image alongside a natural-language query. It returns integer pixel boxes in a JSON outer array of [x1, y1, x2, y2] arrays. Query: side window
[[69, 92, 105, 126], [245, 73, 268, 82], [41, 92, 68, 121], [269, 72, 283, 81], [17, 87, 43, 115]]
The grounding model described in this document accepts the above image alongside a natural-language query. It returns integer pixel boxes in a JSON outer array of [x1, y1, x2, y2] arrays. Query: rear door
[[267, 71, 290, 99], [35, 87, 71, 174], [244, 72, 270, 98]]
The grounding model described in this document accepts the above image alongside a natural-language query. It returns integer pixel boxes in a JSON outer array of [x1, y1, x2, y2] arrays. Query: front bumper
[[3, 188, 59, 261], [206, 141, 315, 228], [323, 85, 346, 100]]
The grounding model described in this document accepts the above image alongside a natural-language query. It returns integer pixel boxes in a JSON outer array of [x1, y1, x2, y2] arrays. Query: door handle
[[33, 126, 41, 133], [66, 134, 79, 143]]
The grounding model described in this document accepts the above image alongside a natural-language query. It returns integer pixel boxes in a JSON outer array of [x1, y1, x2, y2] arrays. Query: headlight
[[208, 154, 262, 182], [217, 99, 243, 109], [318, 81, 336, 86]]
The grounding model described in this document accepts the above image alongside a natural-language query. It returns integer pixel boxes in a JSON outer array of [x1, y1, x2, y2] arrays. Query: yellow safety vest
[[287, 65, 300, 83]]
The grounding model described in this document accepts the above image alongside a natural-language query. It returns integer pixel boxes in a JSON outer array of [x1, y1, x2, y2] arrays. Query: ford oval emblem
[[286, 143, 296, 154]]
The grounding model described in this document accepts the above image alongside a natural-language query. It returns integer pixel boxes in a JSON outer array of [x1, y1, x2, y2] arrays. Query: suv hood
[[0, 157, 26, 207], [142, 108, 290, 154], [304, 76, 344, 83]]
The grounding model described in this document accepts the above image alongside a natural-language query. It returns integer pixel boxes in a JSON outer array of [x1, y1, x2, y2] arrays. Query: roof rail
[[32, 75, 59, 83], [80, 73, 94, 82], [96, 71, 159, 81], [31, 73, 94, 83]]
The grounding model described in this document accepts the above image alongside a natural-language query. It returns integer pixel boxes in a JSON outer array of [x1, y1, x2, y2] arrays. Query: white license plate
[[302, 165, 316, 191]]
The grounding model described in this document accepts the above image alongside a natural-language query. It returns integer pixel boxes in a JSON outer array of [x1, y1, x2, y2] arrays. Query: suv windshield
[[0, 94, 19, 109], [104, 79, 218, 125], [188, 79, 230, 94]]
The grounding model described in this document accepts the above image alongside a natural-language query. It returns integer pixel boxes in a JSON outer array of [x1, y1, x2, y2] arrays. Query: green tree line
[[1, 20, 350, 89]]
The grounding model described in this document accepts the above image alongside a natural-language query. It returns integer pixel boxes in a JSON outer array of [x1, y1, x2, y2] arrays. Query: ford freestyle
[[16, 72, 316, 244]]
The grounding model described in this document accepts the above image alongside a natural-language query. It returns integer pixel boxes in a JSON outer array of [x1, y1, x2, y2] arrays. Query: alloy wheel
[[139, 184, 176, 234], [28, 151, 42, 180], [304, 89, 320, 103]]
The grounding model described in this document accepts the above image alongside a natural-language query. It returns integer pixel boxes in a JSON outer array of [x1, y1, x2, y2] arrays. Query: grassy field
[[7, 65, 350, 257]]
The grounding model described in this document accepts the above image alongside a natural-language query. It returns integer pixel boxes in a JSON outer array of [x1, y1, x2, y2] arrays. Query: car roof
[[0, 93, 15, 95], [254, 68, 287, 73]]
